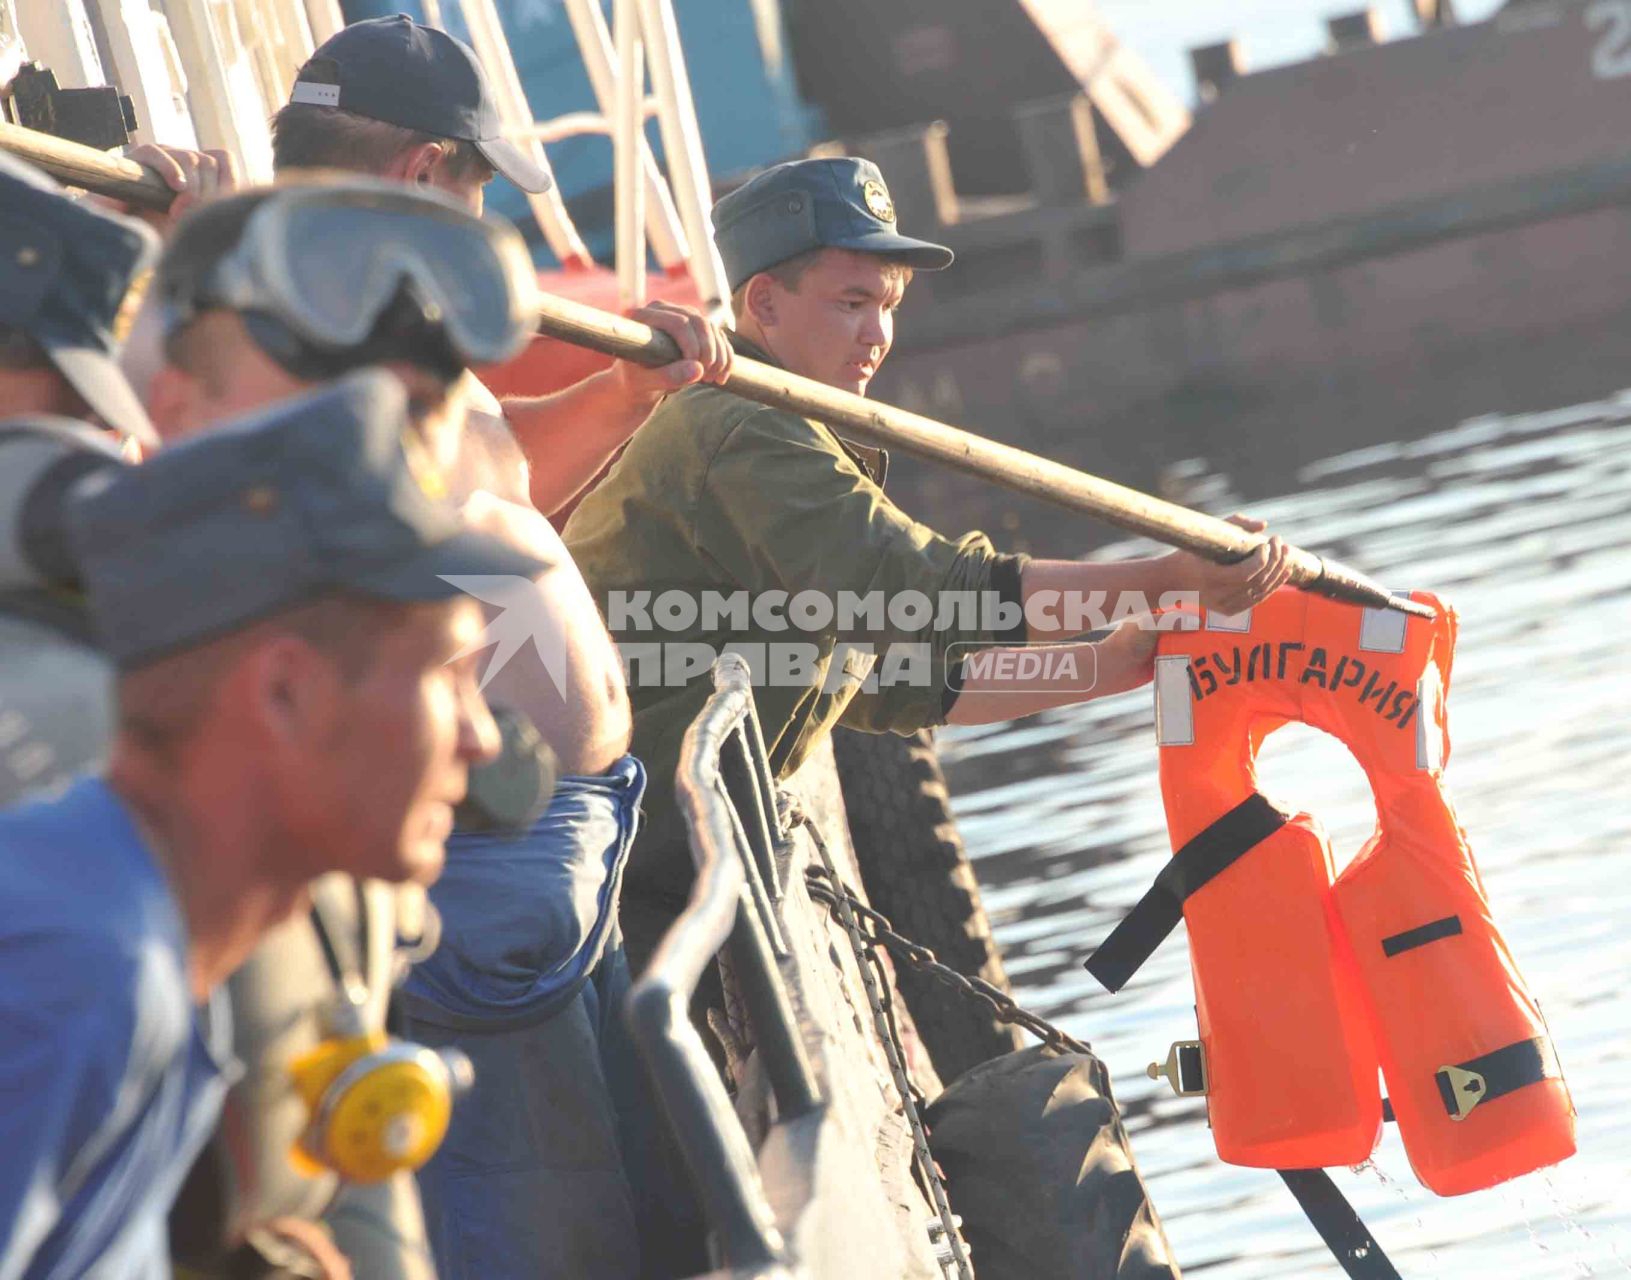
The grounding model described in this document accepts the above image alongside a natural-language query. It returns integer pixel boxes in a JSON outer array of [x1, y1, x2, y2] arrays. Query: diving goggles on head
[[165, 180, 538, 372]]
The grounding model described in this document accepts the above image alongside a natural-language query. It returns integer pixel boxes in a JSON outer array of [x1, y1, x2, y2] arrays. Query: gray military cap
[[68, 369, 549, 669], [711, 156, 954, 292], [0, 151, 160, 444]]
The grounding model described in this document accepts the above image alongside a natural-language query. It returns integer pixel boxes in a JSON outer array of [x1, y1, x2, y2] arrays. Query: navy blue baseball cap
[[711, 157, 953, 292], [290, 14, 552, 193], [0, 151, 159, 444], [68, 369, 550, 669]]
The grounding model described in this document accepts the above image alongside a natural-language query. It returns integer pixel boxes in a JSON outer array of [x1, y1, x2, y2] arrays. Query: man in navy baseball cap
[[269, 13, 735, 525], [0, 151, 159, 445], [288, 14, 550, 194]]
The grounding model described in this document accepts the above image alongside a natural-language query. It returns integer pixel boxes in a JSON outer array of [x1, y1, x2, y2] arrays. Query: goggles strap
[[241, 305, 465, 384]]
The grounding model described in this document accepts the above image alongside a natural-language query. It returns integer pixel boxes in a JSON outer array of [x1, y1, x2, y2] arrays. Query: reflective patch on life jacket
[[1206, 608, 1253, 633], [1154, 655, 1195, 746], [1359, 602, 1408, 654], [1416, 670, 1443, 771]]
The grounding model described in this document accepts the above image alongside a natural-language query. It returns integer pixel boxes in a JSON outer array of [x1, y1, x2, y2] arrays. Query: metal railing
[[42, 0, 723, 307], [626, 653, 821, 1273]]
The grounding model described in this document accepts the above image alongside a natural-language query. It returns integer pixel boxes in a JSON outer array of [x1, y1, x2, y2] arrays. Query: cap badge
[[242, 485, 279, 516], [862, 180, 895, 223]]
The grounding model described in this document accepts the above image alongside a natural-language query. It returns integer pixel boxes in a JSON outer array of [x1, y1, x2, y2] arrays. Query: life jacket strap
[[1278, 1170, 1403, 1280], [1380, 914, 1462, 956], [1436, 1036, 1562, 1121], [1083, 793, 1288, 992]]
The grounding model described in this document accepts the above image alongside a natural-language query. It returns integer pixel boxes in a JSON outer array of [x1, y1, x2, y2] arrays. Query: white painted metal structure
[[635, 0, 727, 313], [452, 0, 589, 266], [9, 0, 730, 312], [612, 0, 644, 307]]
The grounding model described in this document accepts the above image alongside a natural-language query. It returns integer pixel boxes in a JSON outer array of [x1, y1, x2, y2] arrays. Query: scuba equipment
[[1086, 587, 1575, 1197], [451, 703, 559, 833], [171, 878, 449, 1272], [288, 878, 473, 1185], [289, 708, 559, 1184], [160, 180, 538, 381]]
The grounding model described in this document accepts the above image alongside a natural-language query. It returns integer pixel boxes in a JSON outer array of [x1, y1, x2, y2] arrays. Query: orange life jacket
[[1087, 588, 1574, 1196]]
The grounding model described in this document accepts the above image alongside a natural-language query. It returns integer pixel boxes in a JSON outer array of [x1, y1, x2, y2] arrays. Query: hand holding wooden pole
[[0, 121, 173, 210], [527, 290, 1433, 619], [0, 122, 1433, 618]]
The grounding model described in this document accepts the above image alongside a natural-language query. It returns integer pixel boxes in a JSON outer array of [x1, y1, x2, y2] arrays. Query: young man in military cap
[[0, 371, 539, 1280], [564, 155, 1279, 1276], [565, 155, 1291, 966], [270, 13, 732, 518]]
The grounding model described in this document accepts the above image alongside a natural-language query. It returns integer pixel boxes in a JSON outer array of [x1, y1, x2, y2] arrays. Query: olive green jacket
[[564, 349, 1025, 899]]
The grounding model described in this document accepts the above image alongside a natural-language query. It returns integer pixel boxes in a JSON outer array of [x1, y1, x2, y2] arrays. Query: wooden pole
[[0, 121, 173, 210], [0, 123, 1431, 618], [528, 291, 1432, 618]]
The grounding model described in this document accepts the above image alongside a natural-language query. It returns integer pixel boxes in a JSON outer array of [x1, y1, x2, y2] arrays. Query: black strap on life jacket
[[1082, 793, 1288, 992], [1436, 1036, 1561, 1120], [1079, 794, 1405, 1277], [1278, 1170, 1403, 1280], [1275, 1037, 1558, 1277], [1380, 914, 1463, 956]]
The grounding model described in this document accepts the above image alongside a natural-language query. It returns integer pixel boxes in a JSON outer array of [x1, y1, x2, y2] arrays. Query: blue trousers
[[401, 758, 700, 1280]]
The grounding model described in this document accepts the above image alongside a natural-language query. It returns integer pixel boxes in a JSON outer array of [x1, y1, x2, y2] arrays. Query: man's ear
[[238, 632, 344, 753], [391, 141, 447, 188], [744, 274, 778, 329]]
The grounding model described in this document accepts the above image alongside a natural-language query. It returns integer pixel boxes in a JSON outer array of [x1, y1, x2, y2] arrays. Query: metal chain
[[786, 807, 974, 1280], [802, 865, 1094, 1060]]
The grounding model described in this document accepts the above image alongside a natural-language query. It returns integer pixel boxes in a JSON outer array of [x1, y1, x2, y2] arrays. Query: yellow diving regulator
[[283, 708, 554, 1182], [287, 977, 472, 1184], [170, 876, 472, 1274], [281, 879, 472, 1185], [280, 704, 554, 1180]]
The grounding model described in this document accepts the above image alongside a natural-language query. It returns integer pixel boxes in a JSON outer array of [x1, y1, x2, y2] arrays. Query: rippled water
[[938, 394, 1631, 1277]]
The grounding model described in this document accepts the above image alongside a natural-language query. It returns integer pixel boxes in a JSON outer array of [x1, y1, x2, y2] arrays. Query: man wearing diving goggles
[[270, 13, 733, 519], [122, 179, 669, 1279]]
